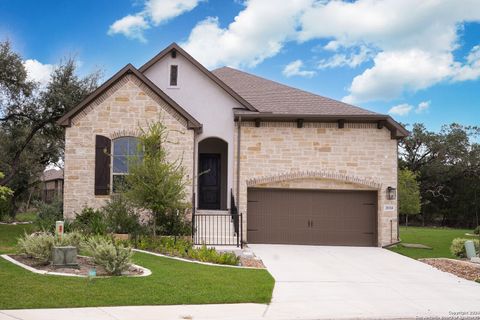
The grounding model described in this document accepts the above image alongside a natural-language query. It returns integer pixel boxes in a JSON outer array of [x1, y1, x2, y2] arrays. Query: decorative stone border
[[0, 254, 152, 278], [133, 249, 264, 270], [246, 170, 382, 189]]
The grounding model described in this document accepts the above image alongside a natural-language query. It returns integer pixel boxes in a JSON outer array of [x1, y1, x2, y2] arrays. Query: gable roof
[[212, 67, 408, 138], [42, 169, 63, 182], [57, 64, 202, 130], [139, 43, 257, 112]]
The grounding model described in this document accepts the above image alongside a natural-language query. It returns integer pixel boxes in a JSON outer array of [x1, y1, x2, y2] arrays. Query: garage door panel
[[247, 188, 377, 246]]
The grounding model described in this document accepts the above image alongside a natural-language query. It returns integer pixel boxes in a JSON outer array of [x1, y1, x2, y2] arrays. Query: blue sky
[[1, 0, 479, 132]]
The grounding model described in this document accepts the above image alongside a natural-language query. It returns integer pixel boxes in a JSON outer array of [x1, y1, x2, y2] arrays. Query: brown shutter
[[95, 135, 111, 195]]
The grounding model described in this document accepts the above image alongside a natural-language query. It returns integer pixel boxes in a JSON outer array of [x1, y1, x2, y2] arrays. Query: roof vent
[[171, 49, 177, 58]]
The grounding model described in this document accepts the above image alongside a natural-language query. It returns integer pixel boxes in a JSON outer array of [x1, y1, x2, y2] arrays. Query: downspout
[[192, 128, 197, 214], [236, 116, 241, 205]]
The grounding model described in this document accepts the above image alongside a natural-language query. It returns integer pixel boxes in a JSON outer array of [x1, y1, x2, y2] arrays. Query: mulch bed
[[239, 256, 266, 268], [420, 258, 480, 282], [9, 254, 144, 277]]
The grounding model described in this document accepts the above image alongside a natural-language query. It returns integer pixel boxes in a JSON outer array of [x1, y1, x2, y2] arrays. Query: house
[[40, 169, 64, 203], [58, 43, 408, 247]]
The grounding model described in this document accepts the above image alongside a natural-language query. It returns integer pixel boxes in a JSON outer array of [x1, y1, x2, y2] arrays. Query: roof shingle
[[212, 67, 378, 116]]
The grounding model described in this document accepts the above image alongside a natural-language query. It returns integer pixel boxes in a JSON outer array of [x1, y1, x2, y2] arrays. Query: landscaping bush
[[103, 196, 141, 235], [72, 207, 107, 235], [17, 231, 85, 264], [83, 236, 133, 275], [450, 238, 480, 258], [189, 245, 239, 265], [474, 226, 480, 235], [155, 209, 192, 236], [33, 199, 63, 232], [17, 232, 54, 264], [135, 236, 239, 266]]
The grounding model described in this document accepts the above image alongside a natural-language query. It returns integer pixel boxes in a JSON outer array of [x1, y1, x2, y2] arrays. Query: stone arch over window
[[246, 170, 382, 189]]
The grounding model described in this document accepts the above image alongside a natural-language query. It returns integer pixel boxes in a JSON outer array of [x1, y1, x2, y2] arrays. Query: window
[[170, 65, 178, 86], [112, 137, 142, 192]]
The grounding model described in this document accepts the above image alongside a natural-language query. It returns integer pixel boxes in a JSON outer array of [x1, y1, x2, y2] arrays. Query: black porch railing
[[192, 190, 243, 247], [193, 213, 243, 247]]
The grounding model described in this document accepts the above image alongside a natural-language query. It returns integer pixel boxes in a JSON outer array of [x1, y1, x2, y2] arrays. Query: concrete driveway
[[250, 244, 480, 319]]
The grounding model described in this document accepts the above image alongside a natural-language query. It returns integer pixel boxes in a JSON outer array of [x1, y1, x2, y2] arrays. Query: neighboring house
[[40, 169, 64, 203], [58, 43, 408, 247]]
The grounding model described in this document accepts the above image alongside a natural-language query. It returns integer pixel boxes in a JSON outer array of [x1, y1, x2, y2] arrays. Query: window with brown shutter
[[170, 65, 178, 86], [95, 135, 111, 195]]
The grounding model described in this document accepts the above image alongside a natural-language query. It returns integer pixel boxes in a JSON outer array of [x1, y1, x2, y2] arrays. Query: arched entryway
[[198, 137, 228, 210]]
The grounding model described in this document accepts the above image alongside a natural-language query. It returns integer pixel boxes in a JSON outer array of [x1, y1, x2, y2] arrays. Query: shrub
[[450, 238, 480, 258], [189, 245, 239, 265], [155, 210, 192, 236], [72, 207, 107, 235], [17, 231, 85, 264], [17, 232, 54, 264], [83, 236, 133, 275], [33, 199, 63, 232], [474, 226, 480, 235], [134, 236, 239, 266], [103, 196, 141, 234]]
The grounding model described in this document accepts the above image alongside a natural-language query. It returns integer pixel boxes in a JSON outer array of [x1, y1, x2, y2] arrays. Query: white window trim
[[168, 64, 180, 89]]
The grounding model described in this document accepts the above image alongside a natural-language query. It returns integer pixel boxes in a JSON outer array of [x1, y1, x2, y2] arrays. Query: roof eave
[[234, 112, 409, 139]]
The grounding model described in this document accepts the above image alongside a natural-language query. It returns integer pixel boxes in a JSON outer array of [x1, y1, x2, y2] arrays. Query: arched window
[[112, 137, 141, 192]]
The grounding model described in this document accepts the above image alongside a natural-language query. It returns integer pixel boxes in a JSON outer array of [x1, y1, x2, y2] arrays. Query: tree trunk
[[406, 214, 409, 228]]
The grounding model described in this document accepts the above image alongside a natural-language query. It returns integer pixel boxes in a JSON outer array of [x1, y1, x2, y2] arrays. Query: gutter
[[233, 113, 409, 139]]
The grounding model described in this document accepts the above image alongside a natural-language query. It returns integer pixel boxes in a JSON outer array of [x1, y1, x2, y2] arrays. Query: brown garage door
[[247, 188, 377, 246]]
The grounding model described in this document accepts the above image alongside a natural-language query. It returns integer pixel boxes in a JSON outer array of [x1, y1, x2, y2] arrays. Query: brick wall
[[233, 121, 399, 246], [63, 74, 194, 219]]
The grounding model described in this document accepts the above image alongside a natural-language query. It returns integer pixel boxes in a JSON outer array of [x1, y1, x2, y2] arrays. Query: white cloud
[[181, 0, 312, 69], [147, 0, 200, 25], [23, 59, 54, 87], [108, 0, 480, 101], [416, 101, 430, 114], [283, 60, 316, 78], [452, 45, 480, 81], [388, 101, 430, 116], [318, 45, 373, 69], [108, 15, 149, 42], [297, 0, 480, 103], [343, 49, 453, 103], [108, 0, 202, 42], [388, 103, 412, 116]]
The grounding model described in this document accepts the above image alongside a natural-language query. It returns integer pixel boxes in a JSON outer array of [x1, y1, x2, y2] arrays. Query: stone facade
[[63, 74, 195, 219], [233, 121, 398, 246]]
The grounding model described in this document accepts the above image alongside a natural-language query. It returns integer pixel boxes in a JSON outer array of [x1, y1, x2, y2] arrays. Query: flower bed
[[2, 254, 150, 277]]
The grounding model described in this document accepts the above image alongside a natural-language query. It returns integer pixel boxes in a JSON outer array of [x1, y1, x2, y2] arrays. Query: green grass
[[389, 226, 477, 259], [0, 224, 34, 253], [0, 224, 274, 309], [14, 211, 38, 222]]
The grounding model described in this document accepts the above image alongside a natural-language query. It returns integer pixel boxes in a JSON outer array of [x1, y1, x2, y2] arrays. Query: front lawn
[[389, 226, 477, 259], [0, 224, 274, 309]]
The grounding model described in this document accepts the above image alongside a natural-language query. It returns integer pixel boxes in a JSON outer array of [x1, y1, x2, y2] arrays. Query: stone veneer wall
[[233, 121, 398, 246], [63, 74, 194, 219]]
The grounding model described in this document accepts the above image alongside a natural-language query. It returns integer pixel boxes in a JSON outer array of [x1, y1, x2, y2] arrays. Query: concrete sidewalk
[[1, 304, 269, 320]]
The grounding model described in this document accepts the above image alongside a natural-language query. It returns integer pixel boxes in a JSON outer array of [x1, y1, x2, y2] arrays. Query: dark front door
[[198, 154, 221, 209]]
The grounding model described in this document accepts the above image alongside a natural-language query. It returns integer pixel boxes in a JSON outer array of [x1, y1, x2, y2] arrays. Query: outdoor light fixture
[[386, 186, 397, 200]]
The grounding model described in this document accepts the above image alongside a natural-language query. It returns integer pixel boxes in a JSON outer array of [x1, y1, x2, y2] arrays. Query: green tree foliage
[[398, 169, 421, 226], [400, 123, 480, 227], [125, 122, 190, 236], [0, 40, 101, 216]]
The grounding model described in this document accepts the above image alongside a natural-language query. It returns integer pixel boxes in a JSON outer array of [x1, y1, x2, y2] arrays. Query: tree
[[125, 122, 190, 236], [0, 171, 13, 219], [0, 40, 101, 216], [398, 168, 421, 227]]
